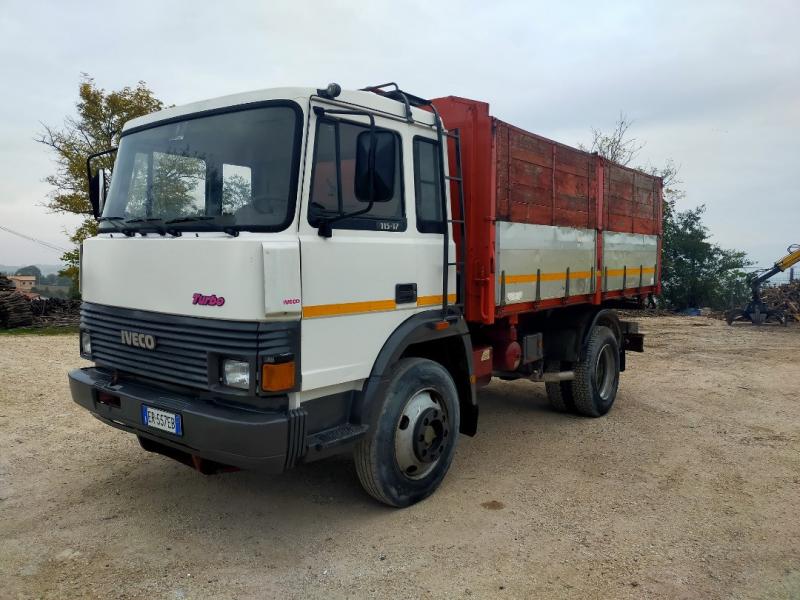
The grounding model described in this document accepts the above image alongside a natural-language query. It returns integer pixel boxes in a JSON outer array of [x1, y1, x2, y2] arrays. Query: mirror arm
[[313, 108, 379, 238], [86, 147, 118, 182], [86, 147, 118, 220], [316, 202, 374, 238]]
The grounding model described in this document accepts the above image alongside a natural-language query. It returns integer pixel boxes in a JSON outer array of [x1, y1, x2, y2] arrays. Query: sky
[[0, 0, 798, 274]]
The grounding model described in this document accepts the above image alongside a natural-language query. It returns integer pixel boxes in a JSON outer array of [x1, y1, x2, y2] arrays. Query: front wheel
[[354, 358, 460, 507], [571, 325, 620, 417]]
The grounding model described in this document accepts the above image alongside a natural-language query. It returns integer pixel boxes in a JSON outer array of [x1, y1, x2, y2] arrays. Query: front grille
[[81, 302, 296, 390]]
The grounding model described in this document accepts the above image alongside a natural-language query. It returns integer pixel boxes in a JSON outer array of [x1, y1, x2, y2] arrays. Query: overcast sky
[[1, 0, 797, 271]]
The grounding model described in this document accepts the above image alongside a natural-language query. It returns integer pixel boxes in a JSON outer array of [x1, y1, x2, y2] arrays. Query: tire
[[354, 357, 460, 507], [571, 326, 620, 417], [545, 360, 575, 413]]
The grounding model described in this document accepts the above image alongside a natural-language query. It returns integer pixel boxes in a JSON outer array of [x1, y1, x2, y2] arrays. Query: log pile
[[29, 297, 81, 327], [763, 281, 800, 322], [0, 291, 34, 329]]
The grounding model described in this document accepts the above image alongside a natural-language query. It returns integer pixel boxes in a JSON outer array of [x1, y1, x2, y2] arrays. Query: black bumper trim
[[69, 367, 296, 472], [284, 408, 307, 470]]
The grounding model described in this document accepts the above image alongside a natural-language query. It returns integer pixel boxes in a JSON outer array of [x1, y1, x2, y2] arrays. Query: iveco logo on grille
[[120, 330, 157, 350]]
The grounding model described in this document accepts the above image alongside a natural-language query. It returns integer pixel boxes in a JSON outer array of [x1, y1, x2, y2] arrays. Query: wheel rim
[[595, 343, 616, 401], [394, 388, 450, 480]]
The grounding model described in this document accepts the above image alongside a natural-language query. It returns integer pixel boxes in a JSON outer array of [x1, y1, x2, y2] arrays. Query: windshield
[[101, 103, 300, 232]]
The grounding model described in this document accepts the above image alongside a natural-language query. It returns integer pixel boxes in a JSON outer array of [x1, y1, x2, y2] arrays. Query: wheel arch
[[356, 311, 478, 437], [538, 306, 622, 365]]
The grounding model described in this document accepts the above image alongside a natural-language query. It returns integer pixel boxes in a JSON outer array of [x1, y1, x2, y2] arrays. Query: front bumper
[[69, 367, 305, 473]]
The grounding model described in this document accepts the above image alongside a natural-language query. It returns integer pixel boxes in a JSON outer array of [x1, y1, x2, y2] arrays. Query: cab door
[[298, 109, 424, 393]]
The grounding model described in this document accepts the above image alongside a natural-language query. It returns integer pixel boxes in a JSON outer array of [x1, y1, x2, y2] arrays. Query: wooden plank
[[553, 207, 589, 228], [509, 181, 552, 208], [633, 201, 655, 219], [555, 193, 590, 214], [508, 132, 553, 167], [509, 160, 551, 193], [608, 179, 634, 200], [606, 164, 635, 185], [521, 204, 553, 225], [606, 212, 633, 232], [555, 170, 589, 202], [607, 196, 633, 216], [634, 186, 653, 205], [632, 217, 656, 235], [495, 122, 510, 220]]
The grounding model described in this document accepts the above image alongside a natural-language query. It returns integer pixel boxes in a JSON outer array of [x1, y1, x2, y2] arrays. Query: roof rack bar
[[360, 82, 434, 117]]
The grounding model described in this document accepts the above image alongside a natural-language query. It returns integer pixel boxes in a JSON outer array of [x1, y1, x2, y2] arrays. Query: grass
[[0, 325, 79, 336]]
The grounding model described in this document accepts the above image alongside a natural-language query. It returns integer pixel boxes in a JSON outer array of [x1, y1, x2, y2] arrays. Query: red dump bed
[[432, 96, 663, 325]]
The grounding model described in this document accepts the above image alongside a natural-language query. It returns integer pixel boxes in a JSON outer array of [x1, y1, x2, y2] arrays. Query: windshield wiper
[[164, 216, 215, 225], [125, 217, 165, 224], [97, 216, 134, 237], [165, 215, 241, 237], [124, 217, 167, 236]]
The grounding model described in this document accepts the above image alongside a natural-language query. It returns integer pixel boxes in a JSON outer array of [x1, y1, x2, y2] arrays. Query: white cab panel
[[297, 112, 454, 394], [83, 235, 292, 321], [299, 232, 445, 391], [263, 241, 302, 319]]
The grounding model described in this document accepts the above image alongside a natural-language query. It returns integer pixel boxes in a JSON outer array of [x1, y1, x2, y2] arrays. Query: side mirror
[[88, 169, 107, 219], [354, 130, 396, 202]]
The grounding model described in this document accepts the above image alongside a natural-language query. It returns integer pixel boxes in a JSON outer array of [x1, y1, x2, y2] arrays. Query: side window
[[309, 119, 404, 231], [413, 138, 444, 233]]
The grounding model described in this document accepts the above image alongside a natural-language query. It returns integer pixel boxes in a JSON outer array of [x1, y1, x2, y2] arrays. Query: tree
[[661, 205, 750, 309], [584, 115, 751, 310], [37, 75, 164, 292], [581, 112, 645, 166], [14, 265, 42, 282], [222, 173, 252, 213]]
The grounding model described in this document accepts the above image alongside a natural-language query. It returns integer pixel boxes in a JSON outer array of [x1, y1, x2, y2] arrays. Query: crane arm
[[750, 244, 800, 291], [775, 244, 800, 272]]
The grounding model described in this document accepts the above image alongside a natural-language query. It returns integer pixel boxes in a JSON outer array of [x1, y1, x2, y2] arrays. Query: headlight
[[80, 331, 92, 356], [222, 359, 250, 390]]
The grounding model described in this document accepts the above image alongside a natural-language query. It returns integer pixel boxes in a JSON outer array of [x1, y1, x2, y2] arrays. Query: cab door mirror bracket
[[86, 147, 117, 220], [311, 108, 396, 237]]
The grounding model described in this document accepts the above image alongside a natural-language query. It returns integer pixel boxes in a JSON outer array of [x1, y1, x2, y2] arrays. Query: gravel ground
[[1, 317, 799, 599]]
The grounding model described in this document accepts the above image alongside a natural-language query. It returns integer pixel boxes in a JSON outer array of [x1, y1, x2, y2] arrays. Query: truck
[[70, 83, 662, 507]]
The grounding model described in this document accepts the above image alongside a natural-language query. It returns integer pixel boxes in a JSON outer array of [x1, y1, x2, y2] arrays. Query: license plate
[[141, 405, 183, 436]]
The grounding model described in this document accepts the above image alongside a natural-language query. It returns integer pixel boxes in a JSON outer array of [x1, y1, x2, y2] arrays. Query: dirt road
[[2, 317, 799, 599]]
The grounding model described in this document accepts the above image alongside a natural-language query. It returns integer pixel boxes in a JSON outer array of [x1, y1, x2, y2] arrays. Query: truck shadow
[[78, 379, 586, 549]]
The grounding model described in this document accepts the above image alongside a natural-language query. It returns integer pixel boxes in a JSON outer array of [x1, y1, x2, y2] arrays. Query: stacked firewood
[[763, 281, 800, 322], [29, 297, 81, 327], [0, 291, 34, 329]]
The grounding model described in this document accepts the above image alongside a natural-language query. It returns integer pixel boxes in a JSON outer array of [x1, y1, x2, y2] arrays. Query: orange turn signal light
[[261, 360, 296, 392]]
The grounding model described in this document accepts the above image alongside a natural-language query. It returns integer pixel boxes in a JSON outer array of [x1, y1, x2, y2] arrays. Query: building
[[7, 275, 36, 291]]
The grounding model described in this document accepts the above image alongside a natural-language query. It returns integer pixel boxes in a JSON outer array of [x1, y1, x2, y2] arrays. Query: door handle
[[395, 283, 417, 304]]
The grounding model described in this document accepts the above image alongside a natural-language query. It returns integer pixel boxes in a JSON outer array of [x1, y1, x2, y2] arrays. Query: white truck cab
[[71, 84, 469, 506]]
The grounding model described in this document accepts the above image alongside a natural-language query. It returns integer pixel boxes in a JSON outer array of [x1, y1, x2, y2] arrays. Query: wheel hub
[[394, 389, 450, 480], [595, 343, 616, 401], [411, 406, 449, 463]]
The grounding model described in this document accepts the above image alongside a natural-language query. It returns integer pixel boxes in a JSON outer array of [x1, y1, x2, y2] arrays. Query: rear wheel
[[354, 358, 460, 507], [545, 360, 575, 413], [571, 326, 620, 417]]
